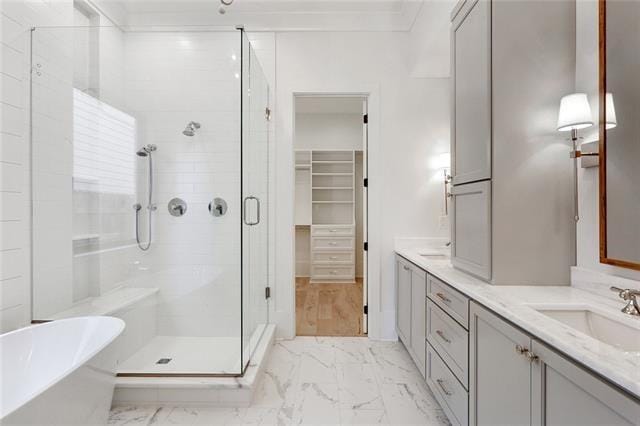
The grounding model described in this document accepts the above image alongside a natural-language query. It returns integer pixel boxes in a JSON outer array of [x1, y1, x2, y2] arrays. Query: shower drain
[[156, 358, 172, 364]]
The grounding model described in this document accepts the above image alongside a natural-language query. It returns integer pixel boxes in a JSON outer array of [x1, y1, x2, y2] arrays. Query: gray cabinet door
[[531, 341, 640, 426], [451, 0, 492, 185], [396, 257, 412, 345], [410, 267, 427, 377], [451, 180, 491, 280], [470, 302, 531, 426]]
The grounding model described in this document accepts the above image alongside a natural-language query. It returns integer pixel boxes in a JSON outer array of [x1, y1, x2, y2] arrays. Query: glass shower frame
[[28, 24, 269, 377]]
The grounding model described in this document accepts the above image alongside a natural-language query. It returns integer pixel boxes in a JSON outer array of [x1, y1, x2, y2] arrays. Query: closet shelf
[[312, 201, 354, 204], [312, 173, 353, 176]]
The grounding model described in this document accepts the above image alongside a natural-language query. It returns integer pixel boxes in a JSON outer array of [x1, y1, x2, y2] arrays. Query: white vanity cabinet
[[531, 341, 640, 426], [469, 302, 532, 426], [395, 255, 426, 377], [470, 302, 640, 426]]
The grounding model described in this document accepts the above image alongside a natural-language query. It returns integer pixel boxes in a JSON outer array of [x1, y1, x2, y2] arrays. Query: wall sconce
[[557, 93, 594, 223], [435, 153, 452, 215]]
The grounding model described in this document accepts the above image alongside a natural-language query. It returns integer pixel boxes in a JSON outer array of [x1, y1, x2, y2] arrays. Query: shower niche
[[29, 24, 270, 377]]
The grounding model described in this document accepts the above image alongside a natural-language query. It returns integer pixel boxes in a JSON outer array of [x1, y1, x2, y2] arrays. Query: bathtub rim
[[0, 315, 125, 419]]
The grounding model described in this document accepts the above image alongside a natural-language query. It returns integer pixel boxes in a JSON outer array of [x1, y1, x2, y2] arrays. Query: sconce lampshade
[[557, 93, 594, 132], [606, 92, 617, 130]]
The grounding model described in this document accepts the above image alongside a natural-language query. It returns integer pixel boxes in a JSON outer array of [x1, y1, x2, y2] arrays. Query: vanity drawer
[[311, 225, 354, 237], [311, 265, 354, 280], [312, 237, 354, 250], [427, 274, 469, 328], [427, 343, 468, 426], [312, 251, 354, 264], [427, 299, 469, 388]]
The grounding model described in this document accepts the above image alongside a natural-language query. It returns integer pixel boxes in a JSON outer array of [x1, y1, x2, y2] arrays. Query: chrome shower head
[[136, 144, 157, 157], [183, 121, 201, 137]]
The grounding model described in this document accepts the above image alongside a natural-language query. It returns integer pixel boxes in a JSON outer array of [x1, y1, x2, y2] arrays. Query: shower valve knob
[[168, 198, 187, 217]]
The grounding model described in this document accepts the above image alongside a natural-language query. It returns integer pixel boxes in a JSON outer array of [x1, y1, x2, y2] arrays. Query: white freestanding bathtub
[[0, 316, 125, 425]]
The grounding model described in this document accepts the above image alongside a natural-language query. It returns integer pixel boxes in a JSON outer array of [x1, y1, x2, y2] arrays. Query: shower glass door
[[29, 22, 268, 376], [241, 32, 270, 371]]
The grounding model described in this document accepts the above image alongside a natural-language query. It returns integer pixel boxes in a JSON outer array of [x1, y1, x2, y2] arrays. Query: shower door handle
[[243, 196, 260, 226]]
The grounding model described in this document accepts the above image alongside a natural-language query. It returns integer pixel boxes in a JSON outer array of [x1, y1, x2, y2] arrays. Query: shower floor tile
[[118, 336, 243, 375]]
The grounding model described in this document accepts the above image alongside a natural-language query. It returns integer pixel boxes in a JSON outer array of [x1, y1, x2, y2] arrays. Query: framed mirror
[[599, 0, 640, 271]]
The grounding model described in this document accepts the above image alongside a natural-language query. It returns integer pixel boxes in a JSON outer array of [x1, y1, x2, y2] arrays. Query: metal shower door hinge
[[265, 286, 271, 299]]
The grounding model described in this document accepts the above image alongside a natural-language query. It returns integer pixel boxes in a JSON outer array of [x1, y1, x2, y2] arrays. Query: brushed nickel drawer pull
[[436, 330, 451, 344], [436, 292, 452, 303], [436, 379, 453, 396]]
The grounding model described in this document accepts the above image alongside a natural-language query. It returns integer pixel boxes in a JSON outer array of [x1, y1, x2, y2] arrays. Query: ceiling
[[96, 0, 426, 31]]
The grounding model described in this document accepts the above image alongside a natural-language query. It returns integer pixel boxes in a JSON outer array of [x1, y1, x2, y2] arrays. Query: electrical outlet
[[438, 215, 449, 231]]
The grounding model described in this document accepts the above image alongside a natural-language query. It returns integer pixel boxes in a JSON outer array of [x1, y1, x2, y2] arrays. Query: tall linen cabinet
[[450, 0, 576, 285]]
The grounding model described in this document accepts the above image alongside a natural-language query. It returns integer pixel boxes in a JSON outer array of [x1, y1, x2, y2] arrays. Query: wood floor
[[295, 277, 365, 336]]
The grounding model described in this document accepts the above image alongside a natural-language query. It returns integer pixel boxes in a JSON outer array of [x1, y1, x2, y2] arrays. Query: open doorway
[[294, 95, 368, 336]]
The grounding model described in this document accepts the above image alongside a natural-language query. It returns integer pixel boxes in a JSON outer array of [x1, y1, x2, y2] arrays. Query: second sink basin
[[534, 306, 640, 353]]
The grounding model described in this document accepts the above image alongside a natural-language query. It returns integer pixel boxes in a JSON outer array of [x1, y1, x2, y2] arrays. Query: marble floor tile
[[298, 346, 337, 383], [339, 409, 389, 425], [109, 336, 451, 426], [380, 381, 449, 425]]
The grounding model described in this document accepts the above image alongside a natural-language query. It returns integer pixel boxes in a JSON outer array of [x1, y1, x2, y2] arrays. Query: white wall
[[273, 31, 450, 340], [294, 113, 362, 151], [575, 0, 640, 283]]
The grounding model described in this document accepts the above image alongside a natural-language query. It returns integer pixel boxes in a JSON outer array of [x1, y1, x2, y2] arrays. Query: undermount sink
[[533, 306, 640, 353]]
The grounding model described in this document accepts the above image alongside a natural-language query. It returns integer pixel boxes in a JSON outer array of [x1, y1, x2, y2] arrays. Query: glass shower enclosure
[[29, 23, 269, 376]]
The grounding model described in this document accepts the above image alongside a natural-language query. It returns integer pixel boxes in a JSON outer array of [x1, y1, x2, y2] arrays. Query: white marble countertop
[[396, 247, 640, 398]]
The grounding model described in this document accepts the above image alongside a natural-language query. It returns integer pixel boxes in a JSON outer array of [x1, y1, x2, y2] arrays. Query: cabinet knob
[[526, 351, 540, 363]]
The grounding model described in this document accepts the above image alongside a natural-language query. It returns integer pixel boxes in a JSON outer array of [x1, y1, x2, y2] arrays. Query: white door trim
[[274, 85, 381, 340]]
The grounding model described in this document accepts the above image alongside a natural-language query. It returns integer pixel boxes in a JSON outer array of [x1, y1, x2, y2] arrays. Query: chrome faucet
[[610, 287, 640, 316]]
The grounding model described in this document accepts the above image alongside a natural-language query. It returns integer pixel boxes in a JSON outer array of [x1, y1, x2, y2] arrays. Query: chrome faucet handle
[[610, 287, 640, 316]]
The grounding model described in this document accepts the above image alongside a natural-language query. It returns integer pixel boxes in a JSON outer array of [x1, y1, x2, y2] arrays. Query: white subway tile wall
[[0, 0, 73, 332]]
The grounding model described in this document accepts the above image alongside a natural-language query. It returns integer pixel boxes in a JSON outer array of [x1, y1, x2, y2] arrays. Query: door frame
[[283, 87, 381, 340]]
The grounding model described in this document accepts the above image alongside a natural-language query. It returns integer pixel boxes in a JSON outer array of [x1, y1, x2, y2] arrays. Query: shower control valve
[[168, 198, 187, 217]]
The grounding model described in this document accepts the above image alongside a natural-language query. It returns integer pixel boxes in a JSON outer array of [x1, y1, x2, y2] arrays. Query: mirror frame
[[598, 0, 640, 271]]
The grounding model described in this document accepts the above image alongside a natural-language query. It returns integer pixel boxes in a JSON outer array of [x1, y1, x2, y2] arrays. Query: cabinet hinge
[[363, 178, 368, 188], [265, 286, 271, 299], [364, 242, 368, 251], [363, 305, 368, 315], [363, 114, 368, 124]]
